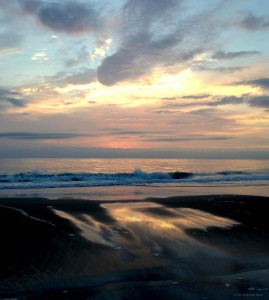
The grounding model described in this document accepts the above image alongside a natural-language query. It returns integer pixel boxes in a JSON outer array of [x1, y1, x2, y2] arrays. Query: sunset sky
[[1, 0, 269, 158]]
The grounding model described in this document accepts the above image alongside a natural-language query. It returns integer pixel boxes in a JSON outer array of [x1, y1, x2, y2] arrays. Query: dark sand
[[0, 195, 269, 299]]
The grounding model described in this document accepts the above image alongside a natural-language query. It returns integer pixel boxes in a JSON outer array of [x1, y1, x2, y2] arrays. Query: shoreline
[[0, 194, 269, 299], [1, 182, 269, 200]]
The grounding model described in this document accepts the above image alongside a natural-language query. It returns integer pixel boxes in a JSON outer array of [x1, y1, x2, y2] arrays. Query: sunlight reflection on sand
[[54, 201, 239, 266]]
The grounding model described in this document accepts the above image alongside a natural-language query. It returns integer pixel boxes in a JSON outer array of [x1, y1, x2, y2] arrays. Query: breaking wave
[[0, 169, 269, 189]]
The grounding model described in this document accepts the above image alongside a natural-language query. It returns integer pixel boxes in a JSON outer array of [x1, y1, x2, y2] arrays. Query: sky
[[0, 0, 269, 158]]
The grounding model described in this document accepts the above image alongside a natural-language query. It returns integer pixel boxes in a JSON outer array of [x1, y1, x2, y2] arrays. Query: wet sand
[[0, 195, 269, 299]]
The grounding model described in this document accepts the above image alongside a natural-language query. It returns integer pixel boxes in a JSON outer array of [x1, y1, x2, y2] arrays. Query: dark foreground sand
[[0, 195, 269, 299]]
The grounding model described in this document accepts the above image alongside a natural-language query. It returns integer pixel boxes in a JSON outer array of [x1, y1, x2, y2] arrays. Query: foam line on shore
[[0, 204, 56, 227]]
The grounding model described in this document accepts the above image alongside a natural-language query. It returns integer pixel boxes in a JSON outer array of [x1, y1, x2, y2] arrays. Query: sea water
[[0, 158, 269, 198]]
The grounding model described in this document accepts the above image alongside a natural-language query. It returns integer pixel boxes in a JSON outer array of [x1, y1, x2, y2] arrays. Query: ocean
[[1, 158, 269, 199], [1, 159, 269, 299]]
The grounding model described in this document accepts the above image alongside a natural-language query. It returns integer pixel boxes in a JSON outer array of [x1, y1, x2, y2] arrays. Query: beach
[[0, 194, 269, 299], [2, 0, 269, 297]]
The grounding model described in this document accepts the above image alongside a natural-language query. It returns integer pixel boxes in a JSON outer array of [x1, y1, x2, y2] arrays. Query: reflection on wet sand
[[54, 209, 116, 248], [102, 202, 239, 259], [0, 195, 269, 299]]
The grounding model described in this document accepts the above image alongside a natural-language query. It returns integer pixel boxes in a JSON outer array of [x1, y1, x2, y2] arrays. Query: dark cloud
[[248, 96, 269, 108], [239, 13, 269, 30], [153, 110, 178, 114], [0, 145, 268, 159], [181, 94, 211, 99], [212, 50, 260, 60], [97, 32, 196, 86], [108, 130, 147, 136], [159, 94, 210, 102], [143, 136, 233, 142], [123, 0, 179, 23], [20, 0, 101, 34], [0, 88, 27, 107], [189, 108, 217, 115], [160, 95, 244, 113], [1, 130, 183, 141], [63, 70, 95, 85], [161, 97, 177, 101], [0, 132, 87, 140], [208, 96, 245, 106], [97, 0, 213, 85], [160, 102, 196, 109], [104, 128, 173, 136], [187, 94, 269, 110], [169, 96, 245, 108], [237, 78, 269, 90], [205, 95, 269, 110], [194, 66, 245, 73], [160, 94, 269, 110]]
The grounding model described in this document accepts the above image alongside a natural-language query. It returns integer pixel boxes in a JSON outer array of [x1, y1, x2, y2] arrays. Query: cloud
[[31, 49, 49, 61], [158, 95, 243, 110], [160, 94, 269, 111], [170, 96, 245, 108], [0, 88, 27, 107], [97, 0, 213, 85], [237, 78, 269, 90], [0, 32, 23, 56], [181, 94, 211, 99], [239, 13, 269, 30], [248, 96, 269, 108], [103, 128, 173, 136], [46, 35, 60, 43], [107, 130, 147, 136], [0, 132, 87, 140], [160, 94, 210, 101], [194, 66, 245, 73], [161, 97, 177, 101], [0, 32, 22, 49], [212, 50, 260, 60], [189, 108, 218, 115], [208, 96, 245, 106], [143, 135, 233, 142], [97, 39, 202, 85], [47, 68, 96, 86], [153, 109, 179, 114], [190, 95, 269, 110], [20, 0, 101, 34], [63, 45, 91, 67], [91, 38, 112, 60], [0, 129, 178, 141], [207, 95, 269, 110]]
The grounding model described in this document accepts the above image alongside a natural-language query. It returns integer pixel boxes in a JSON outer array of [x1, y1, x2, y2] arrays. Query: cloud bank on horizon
[[0, 0, 269, 157]]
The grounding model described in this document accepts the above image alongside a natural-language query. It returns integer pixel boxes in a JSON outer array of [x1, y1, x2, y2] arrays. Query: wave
[[0, 169, 269, 189]]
